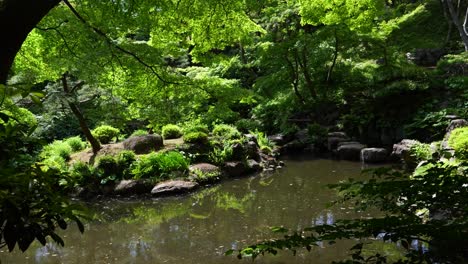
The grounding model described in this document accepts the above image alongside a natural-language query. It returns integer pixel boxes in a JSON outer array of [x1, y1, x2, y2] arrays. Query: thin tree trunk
[[298, 47, 317, 99], [447, 0, 468, 51], [326, 29, 339, 84], [284, 54, 305, 104], [0, 0, 60, 84], [61, 74, 101, 154]]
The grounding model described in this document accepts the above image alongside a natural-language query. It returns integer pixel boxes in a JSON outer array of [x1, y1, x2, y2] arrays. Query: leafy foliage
[[92, 125, 120, 144], [161, 124, 183, 139], [131, 151, 188, 180], [212, 124, 241, 140], [448, 127, 468, 160], [64, 136, 86, 152], [183, 131, 209, 144]]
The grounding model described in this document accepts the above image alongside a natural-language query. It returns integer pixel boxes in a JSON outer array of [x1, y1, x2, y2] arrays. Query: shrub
[[96, 155, 119, 177], [250, 130, 275, 154], [131, 151, 189, 180], [162, 124, 183, 139], [235, 119, 261, 133], [40, 140, 73, 161], [409, 143, 432, 163], [70, 161, 100, 186], [116, 150, 136, 178], [307, 123, 328, 144], [92, 125, 120, 144], [208, 142, 234, 165], [156, 151, 189, 176], [130, 129, 148, 137], [183, 132, 209, 144], [183, 124, 210, 134], [64, 136, 86, 152], [448, 127, 468, 160], [212, 124, 241, 139]]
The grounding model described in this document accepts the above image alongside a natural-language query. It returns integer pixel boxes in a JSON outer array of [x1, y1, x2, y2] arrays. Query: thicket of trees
[[1, 0, 468, 262]]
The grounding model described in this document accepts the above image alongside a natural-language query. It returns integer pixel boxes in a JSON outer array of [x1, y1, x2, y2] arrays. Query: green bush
[[212, 124, 241, 139], [235, 119, 261, 133], [162, 124, 183, 139], [156, 151, 189, 176], [183, 124, 210, 134], [40, 140, 73, 161], [130, 129, 148, 137], [409, 143, 432, 163], [448, 127, 468, 160], [208, 142, 234, 165], [64, 136, 86, 152], [307, 123, 328, 144], [131, 151, 188, 180], [250, 130, 275, 154], [116, 150, 136, 178], [70, 161, 100, 186], [183, 132, 209, 144], [92, 125, 120, 144], [96, 155, 119, 177]]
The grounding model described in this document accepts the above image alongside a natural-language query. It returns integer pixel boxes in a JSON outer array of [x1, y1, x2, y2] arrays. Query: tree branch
[[62, 0, 177, 84]]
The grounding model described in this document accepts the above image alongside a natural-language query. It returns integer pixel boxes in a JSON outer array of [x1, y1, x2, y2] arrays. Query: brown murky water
[[1, 158, 386, 264]]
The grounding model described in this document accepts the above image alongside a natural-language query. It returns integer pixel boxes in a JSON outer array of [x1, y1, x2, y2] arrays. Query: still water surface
[[2, 158, 380, 264]]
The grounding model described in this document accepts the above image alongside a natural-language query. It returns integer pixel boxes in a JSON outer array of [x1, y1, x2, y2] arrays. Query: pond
[[1, 157, 385, 264]]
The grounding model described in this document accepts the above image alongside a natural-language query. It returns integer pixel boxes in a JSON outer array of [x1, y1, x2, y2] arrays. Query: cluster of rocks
[[269, 129, 389, 163], [391, 119, 468, 167], [77, 132, 283, 199]]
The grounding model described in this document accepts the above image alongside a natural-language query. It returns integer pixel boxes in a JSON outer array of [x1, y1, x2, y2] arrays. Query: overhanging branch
[[62, 0, 177, 84]]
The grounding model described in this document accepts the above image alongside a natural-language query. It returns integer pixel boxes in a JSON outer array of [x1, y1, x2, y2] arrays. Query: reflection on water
[[1, 158, 388, 264]]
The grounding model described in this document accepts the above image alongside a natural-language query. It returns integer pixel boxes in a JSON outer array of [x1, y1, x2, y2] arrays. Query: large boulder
[[295, 129, 309, 143], [190, 163, 220, 174], [114, 179, 153, 195], [123, 134, 163, 154], [245, 141, 261, 161], [327, 132, 350, 151], [337, 142, 366, 160], [246, 159, 262, 172], [281, 139, 308, 154], [360, 148, 388, 163], [406, 48, 445, 66], [151, 180, 199, 196], [441, 119, 468, 150], [268, 134, 287, 145], [223, 161, 248, 177], [391, 139, 419, 161]]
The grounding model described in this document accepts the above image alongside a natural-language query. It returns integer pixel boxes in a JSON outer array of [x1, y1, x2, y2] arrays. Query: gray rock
[[328, 132, 348, 138], [391, 139, 419, 161], [281, 139, 307, 154], [151, 180, 198, 195], [244, 134, 258, 145], [114, 179, 153, 195], [406, 48, 445, 67], [360, 148, 388, 163], [189, 163, 220, 174], [268, 134, 286, 145], [441, 119, 468, 150], [245, 141, 261, 161], [223, 161, 247, 177], [337, 143, 366, 161], [231, 143, 245, 160], [123, 134, 163, 154], [246, 159, 262, 172], [295, 129, 309, 143]]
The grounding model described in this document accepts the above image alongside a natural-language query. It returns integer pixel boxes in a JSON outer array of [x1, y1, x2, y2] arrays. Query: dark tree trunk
[[0, 0, 60, 84], [61, 74, 101, 154]]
